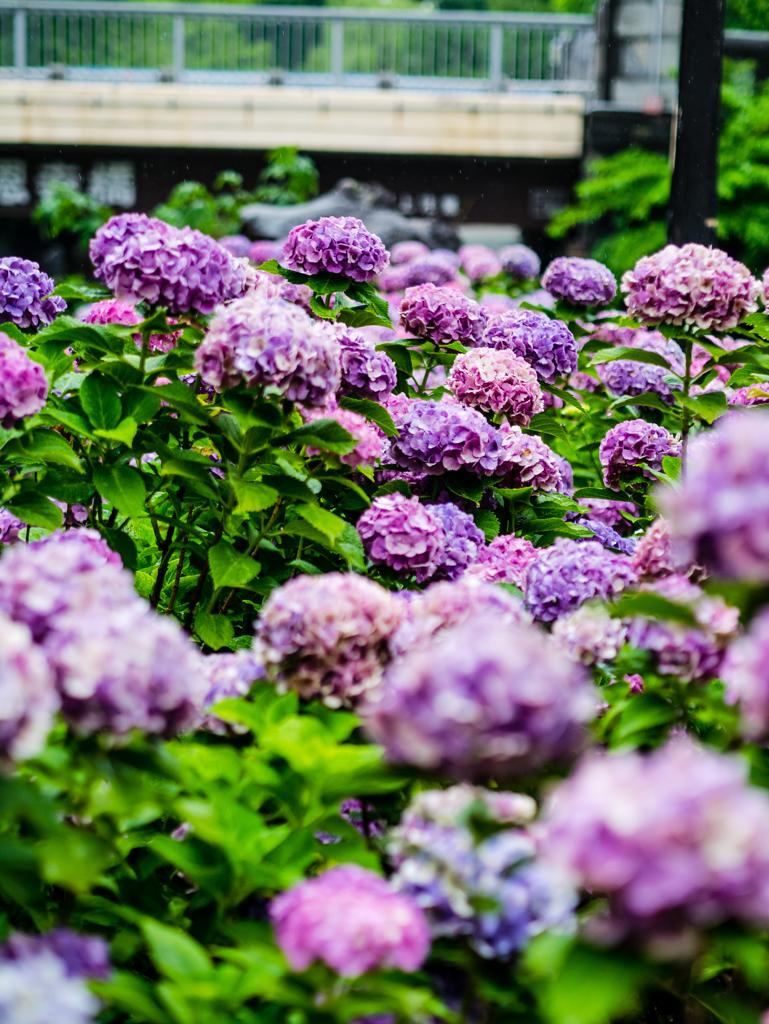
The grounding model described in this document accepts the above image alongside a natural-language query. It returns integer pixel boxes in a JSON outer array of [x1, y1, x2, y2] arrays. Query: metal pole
[[13, 9, 27, 73], [172, 14, 185, 81], [488, 23, 503, 92], [667, 0, 726, 245]]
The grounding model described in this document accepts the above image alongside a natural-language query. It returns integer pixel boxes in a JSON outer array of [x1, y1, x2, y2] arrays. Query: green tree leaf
[[80, 372, 122, 430], [194, 611, 235, 650], [208, 541, 260, 589], [5, 493, 63, 531], [93, 465, 146, 520], [233, 480, 280, 513], [296, 504, 347, 544], [338, 396, 398, 436]]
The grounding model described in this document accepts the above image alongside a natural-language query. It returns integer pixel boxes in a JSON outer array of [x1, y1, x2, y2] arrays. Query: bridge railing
[[0, 0, 595, 92]]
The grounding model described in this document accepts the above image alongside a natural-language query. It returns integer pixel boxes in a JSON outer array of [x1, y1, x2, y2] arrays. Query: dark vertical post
[[667, 0, 726, 245], [597, 0, 620, 103]]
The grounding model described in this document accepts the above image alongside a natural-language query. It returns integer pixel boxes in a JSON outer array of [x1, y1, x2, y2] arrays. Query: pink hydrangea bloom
[[465, 534, 539, 588], [459, 245, 502, 283], [399, 284, 487, 346], [448, 347, 544, 424], [270, 865, 430, 976], [551, 604, 628, 666], [304, 403, 382, 469], [357, 493, 446, 583], [722, 608, 769, 739], [82, 298, 181, 352], [0, 333, 48, 428], [631, 518, 679, 578], [497, 424, 563, 492], [390, 241, 430, 264]]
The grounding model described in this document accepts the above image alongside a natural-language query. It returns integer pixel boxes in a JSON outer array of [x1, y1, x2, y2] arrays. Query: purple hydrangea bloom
[[390, 400, 503, 476], [0, 612, 58, 762], [428, 503, 485, 580], [723, 608, 769, 739], [1, 929, 111, 981], [448, 347, 544, 423], [365, 615, 596, 779], [594, 325, 685, 404], [254, 572, 405, 708], [82, 298, 181, 353], [575, 517, 637, 555], [249, 239, 284, 264], [400, 284, 487, 346], [497, 424, 563, 492], [465, 534, 539, 588], [459, 245, 502, 283], [0, 931, 105, 1024], [336, 326, 397, 401], [599, 419, 681, 488], [657, 411, 769, 581], [0, 509, 23, 545], [90, 213, 251, 315], [197, 648, 265, 734], [631, 518, 681, 579], [482, 309, 578, 384], [283, 216, 388, 283], [577, 498, 637, 533], [542, 258, 617, 307], [390, 577, 531, 658], [0, 257, 66, 328], [218, 235, 252, 259], [626, 574, 739, 682], [551, 604, 629, 666], [538, 737, 769, 954], [376, 264, 412, 292], [499, 244, 541, 279], [391, 241, 430, 264], [404, 254, 458, 287], [524, 537, 636, 622], [193, 294, 341, 406], [357, 494, 446, 583], [248, 268, 312, 311], [0, 333, 48, 428], [270, 864, 430, 976], [622, 244, 761, 331], [480, 292, 517, 314], [390, 786, 575, 959]]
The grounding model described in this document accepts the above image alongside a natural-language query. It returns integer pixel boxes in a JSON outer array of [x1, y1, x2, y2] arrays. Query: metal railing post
[[331, 19, 344, 84], [489, 22, 503, 90], [13, 9, 26, 73], [172, 14, 185, 81]]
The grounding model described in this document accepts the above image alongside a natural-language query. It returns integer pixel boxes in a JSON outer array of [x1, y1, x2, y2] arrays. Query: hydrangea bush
[[1, 224, 769, 1024]]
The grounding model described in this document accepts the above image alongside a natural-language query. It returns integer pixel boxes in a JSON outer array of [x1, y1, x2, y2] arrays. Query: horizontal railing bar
[[0, 1, 593, 26]]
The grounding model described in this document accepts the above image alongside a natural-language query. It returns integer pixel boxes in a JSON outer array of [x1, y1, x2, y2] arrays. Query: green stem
[[184, 521, 224, 632], [150, 489, 186, 608], [219, 497, 282, 615], [139, 327, 151, 377], [681, 337, 693, 478], [165, 505, 194, 616]]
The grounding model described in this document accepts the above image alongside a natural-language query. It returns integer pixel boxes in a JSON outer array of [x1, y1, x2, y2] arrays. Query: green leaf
[[93, 465, 146, 520], [99, 360, 143, 390], [94, 417, 138, 448], [296, 504, 347, 544], [36, 829, 113, 892], [336, 306, 393, 329], [346, 281, 393, 324], [45, 406, 94, 437], [526, 414, 571, 444], [51, 281, 110, 302], [280, 418, 357, 455], [309, 293, 337, 320], [5, 492, 63, 530], [679, 390, 728, 424], [122, 388, 162, 425], [535, 944, 650, 1024], [661, 455, 682, 480], [99, 527, 137, 571], [233, 480, 279, 513], [92, 973, 171, 1024], [42, 468, 94, 506], [492, 486, 534, 501], [194, 610, 235, 651], [611, 693, 678, 745], [337, 395, 398, 436], [377, 343, 413, 374], [611, 590, 698, 625], [334, 522, 366, 570], [79, 372, 122, 430], [222, 393, 283, 429], [208, 540, 260, 589], [540, 382, 586, 411], [4, 429, 82, 471], [473, 508, 500, 542], [608, 391, 672, 414], [523, 517, 596, 539], [160, 459, 218, 500], [443, 472, 485, 505], [141, 919, 212, 981], [590, 345, 675, 370], [573, 486, 633, 503]]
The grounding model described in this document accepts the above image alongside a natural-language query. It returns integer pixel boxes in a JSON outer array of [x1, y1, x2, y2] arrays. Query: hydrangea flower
[[90, 213, 251, 315], [400, 284, 487, 346], [0, 931, 105, 1024], [270, 865, 430, 976], [390, 400, 503, 476], [723, 608, 769, 739], [218, 235, 252, 259], [335, 326, 397, 401], [622, 244, 762, 331], [193, 294, 340, 406], [249, 240, 283, 264], [448, 348, 544, 423], [599, 419, 681, 488], [404, 254, 458, 287], [730, 385, 769, 407], [464, 534, 539, 588], [283, 216, 388, 282], [376, 264, 412, 292], [82, 298, 181, 352], [305, 402, 382, 469], [248, 268, 312, 311], [365, 615, 596, 779], [552, 604, 629, 665], [254, 572, 405, 708], [538, 738, 769, 954], [499, 244, 541, 279], [389, 577, 531, 658], [197, 649, 265, 734], [542, 258, 617, 307], [625, 574, 738, 683], [391, 241, 430, 264], [357, 494, 445, 582], [482, 309, 578, 384], [0, 509, 23, 545], [524, 537, 636, 622], [0, 332, 48, 428], [459, 245, 502, 283], [0, 929, 111, 981], [497, 424, 563, 492], [594, 325, 684, 404], [0, 256, 66, 328], [429, 503, 486, 580], [0, 612, 58, 762], [657, 411, 769, 580], [631, 518, 680, 579], [574, 518, 636, 555], [577, 498, 637, 532], [390, 786, 575, 959]]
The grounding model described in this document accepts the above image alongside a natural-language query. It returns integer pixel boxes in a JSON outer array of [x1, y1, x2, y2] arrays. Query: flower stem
[[681, 338, 693, 478]]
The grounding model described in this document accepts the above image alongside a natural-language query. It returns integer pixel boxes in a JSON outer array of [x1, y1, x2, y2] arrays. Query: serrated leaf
[[42, 468, 94, 506], [661, 455, 682, 480], [80, 372, 122, 430], [280, 419, 357, 455], [208, 540, 260, 589], [526, 414, 570, 443], [4, 493, 62, 530], [608, 391, 671, 414], [679, 391, 728, 424], [94, 417, 138, 448], [194, 610, 235, 651], [334, 522, 366, 570], [93, 464, 146, 520], [141, 919, 212, 981], [4, 429, 82, 471], [473, 508, 500, 542], [99, 360, 142, 390], [337, 396, 397, 436], [51, 281, 111, 302], [99, 527, 137, 570], [590, 346, 675, 370], [336, 306, 392, 329], [309, 294, 337, 320], [296, 504, 347, 544], [233, 480, 279, 513], [573, 486, 633, 503], [122, 388, 161, 425]]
